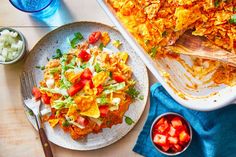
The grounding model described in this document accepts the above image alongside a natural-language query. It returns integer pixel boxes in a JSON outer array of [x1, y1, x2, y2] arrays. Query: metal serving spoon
[[166, 31, 236, 67]]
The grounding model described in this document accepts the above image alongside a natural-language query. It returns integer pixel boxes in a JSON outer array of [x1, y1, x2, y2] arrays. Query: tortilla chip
[[80, 102, 100, 118], [92, 71, 109, 87], [74, 95, 93, 111], [48, 119, 59, 127]]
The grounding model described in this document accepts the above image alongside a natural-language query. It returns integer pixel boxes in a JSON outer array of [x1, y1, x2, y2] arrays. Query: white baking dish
[[97, 0, 236, 111]]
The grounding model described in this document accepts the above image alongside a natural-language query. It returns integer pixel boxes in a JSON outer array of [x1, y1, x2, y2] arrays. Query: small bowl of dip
[[0, 27, 26, 64]]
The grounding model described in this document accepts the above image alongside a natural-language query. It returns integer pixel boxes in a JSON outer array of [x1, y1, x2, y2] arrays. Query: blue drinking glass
[[9, 0, 59, 18]]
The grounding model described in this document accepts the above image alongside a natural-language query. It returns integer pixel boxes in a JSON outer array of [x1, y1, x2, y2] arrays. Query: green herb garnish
[[150, 47, 157, 58], [99, 43, 105, 51], [139, 95, 144, 100], [52, 49, 63, 59], [126, 86, 140, 99], [214, 0, 219, 7], [81, 63, 88, 69], [125, 116, 134, 125], [94, 63, 103, 73], [35, 65, 45, 70], [28, 109, 34, 116], [49, 67, 61, 74], [69, 32, 84, 48], [229, 14, 236, 25], [62, 120, 70, 127]]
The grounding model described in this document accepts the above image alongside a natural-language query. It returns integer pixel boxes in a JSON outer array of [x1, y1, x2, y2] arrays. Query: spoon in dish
[[166, 30, 236, 67]]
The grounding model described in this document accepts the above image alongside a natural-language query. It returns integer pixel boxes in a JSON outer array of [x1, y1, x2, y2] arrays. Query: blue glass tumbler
[[9, 0, 59, 18]]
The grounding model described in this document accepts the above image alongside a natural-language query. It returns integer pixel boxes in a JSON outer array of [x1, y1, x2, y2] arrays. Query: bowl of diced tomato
[[150, 112, 192, 156]]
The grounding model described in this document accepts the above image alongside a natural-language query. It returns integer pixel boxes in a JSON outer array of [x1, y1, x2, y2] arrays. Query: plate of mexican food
[[22, 22, 149, 150]]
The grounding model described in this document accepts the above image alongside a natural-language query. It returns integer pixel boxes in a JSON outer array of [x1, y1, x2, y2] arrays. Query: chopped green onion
[[125, 116, 134, 125], [69, 32, 84, 48], [139, 95, 144, 100], [74, 32, 83, 40], [35, 65, 45, 70], [99, 43, 105, 51]]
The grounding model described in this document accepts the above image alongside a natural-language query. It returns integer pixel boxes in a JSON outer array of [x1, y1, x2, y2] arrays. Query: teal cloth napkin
[[133, 83, 236, 157]]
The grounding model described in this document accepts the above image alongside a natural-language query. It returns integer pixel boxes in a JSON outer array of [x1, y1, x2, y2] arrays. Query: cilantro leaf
[[62, 120, 70, 127], [229, 14, 236, 25], [125, 116, 134, 125], [52, 49, 63, 59], [214, 0, 219, 7], [126, 86, 140, 99], [28, 109, 34, 116], [150, 47, 157, 58]]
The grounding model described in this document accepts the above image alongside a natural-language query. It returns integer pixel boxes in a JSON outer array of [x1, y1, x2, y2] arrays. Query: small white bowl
[[0, 27, 26, 64], [150, 112, 192, 156]]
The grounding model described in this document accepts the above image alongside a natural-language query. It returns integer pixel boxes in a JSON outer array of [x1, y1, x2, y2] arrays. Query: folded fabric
[[133, 83, 236, 157]]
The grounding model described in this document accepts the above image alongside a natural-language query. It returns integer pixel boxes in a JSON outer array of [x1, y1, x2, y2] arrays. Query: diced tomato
[[99, 105, 109, 118], [155, 117, 166, 127], [32, 87, 41, 100], [157, 120, 169, 133], [152, 114, 191, 153], [41, 94, 51, 104], [67, 80, 85, 96], [113, 74, 125, 83], [173, 144, 182, 152], [153, 134, 167, 146], [78, 50, 91, 61], [179, 131, 190, 143], [76, 116, 89, 127], [168, 137, 178, 145], [96, 84, 103, 95], [88, 80, 94, 88], [161, 145, 170, 152], [49, 108, 56, 119], [168, 126, 176, 137], [88, 31, 101, 44], [171, 117, 183, 129], [80, 68, 93, 80]]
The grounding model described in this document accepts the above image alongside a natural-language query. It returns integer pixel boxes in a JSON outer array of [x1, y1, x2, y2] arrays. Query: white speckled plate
[[22, 22, 149, 150]]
